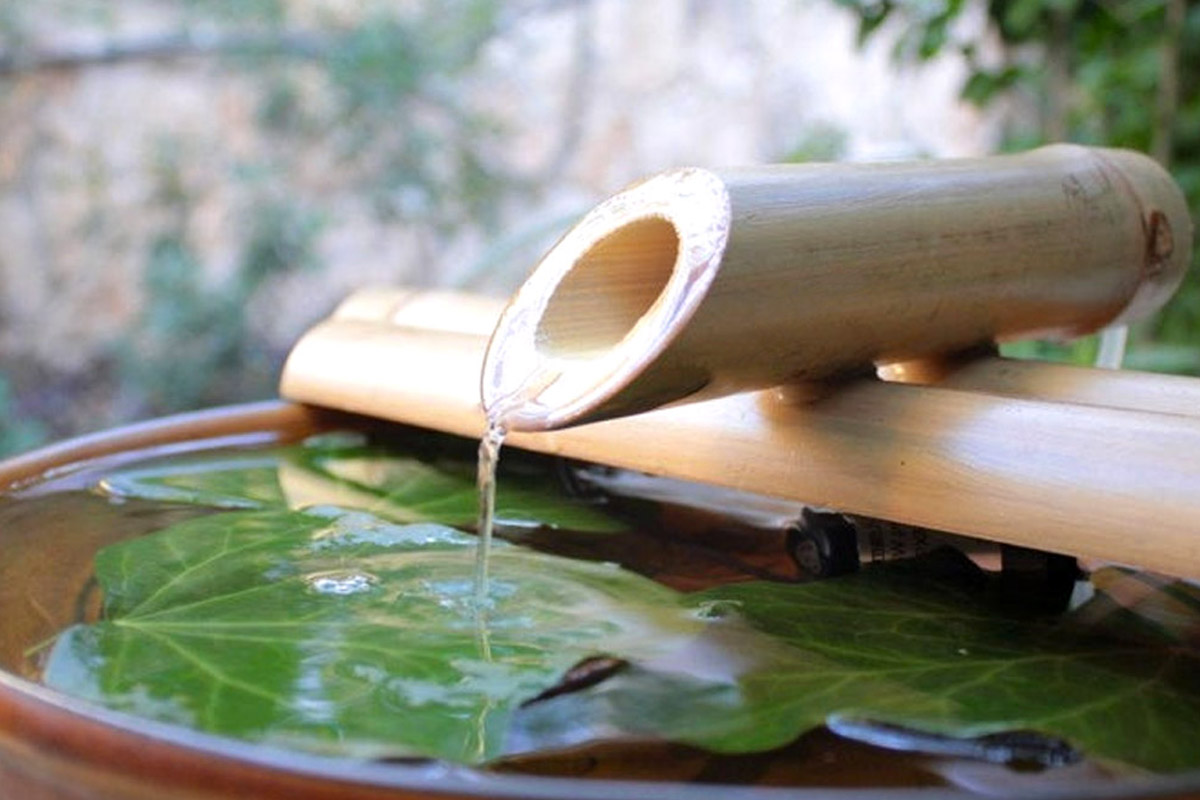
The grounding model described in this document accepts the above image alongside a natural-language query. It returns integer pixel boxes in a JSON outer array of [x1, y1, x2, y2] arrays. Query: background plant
[[836, 0, 1200, 372], [1, 0, 1195, 459], [0, 0, 515, 452]]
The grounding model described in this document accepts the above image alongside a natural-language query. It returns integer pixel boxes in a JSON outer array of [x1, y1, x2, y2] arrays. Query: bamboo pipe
[[481, 145, 1191, 431], [279, 289, 1200, 578], [299, 289, 1200, 421], [326, 288, 1200, 420], [880, 353, 1200, 419]]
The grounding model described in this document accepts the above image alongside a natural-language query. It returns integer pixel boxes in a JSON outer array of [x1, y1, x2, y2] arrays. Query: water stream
[[473, 418, 506, 608], [474, 326, 562, 606]]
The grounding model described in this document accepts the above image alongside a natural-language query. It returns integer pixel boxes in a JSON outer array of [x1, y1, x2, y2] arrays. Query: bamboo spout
[[482, 145, 1191, 431]]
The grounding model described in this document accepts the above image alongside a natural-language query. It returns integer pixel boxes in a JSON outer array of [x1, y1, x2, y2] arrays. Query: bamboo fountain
[[282, 144, 1199, 578], [0, 142, 1197, 800]]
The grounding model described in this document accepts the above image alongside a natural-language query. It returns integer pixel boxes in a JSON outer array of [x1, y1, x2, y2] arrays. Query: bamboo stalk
[[329, 286, 506, 335], [281, 316, 490, 438], [482, 145, 1191, 431], [280, 296, 1200, 579], [879, 353, 1200, 419]]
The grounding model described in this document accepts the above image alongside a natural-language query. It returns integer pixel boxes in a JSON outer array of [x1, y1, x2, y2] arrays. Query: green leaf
[[43, 505, 1200, 771], [99, 434, 626, 533], [688, 567, 1200, 771], [99, 453, 289, 509], [509, 564, 1200, 771], [960, 66, 1027, 107], [1000, 0, 1047, 39], [44, 508, 699, 761]]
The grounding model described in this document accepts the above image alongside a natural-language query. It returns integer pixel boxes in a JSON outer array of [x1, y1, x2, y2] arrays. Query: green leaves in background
[[838, 0, 1200, 374], [43, 497, 1200, 771]]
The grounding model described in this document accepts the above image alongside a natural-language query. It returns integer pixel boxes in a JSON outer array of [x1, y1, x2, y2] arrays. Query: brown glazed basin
[[2, 401, 1199, 800]]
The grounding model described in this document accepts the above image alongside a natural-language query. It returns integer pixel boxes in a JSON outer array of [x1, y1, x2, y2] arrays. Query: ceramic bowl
[[2, 402, 1198, 800]]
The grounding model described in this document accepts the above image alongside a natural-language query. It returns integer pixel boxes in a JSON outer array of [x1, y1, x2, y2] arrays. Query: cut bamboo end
[[481, 168, 731, 431], [483, 145, 1192, 432], [1090, 147, 1194, 325]]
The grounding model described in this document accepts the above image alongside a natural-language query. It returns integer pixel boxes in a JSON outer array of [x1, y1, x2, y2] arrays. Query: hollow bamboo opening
[[535, 217, 680, 361]]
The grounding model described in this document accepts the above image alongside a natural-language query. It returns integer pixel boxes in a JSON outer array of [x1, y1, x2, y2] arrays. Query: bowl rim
[[2, 401, 1198, 800]]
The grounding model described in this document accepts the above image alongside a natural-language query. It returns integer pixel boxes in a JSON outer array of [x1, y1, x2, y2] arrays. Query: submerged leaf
[[99, 434, 625, 533], [511, 563, 1200, 772], [43, 499, 1200, 771], [99, 453, 288, 509], [44, 508, 697, 761]]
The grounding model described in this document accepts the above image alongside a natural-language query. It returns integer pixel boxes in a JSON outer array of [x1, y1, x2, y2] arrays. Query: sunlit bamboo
[[281, 291, 1200, 579], [481, 145, 1190, 430]]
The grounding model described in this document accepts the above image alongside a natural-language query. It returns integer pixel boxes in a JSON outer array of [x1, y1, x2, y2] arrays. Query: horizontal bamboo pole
[[482, 145, 1192, 430], [323, 288, 1200, 420], [280, 293, 1200, 579], [880, 353, 1200, 419], [328, 286, 507, 336]]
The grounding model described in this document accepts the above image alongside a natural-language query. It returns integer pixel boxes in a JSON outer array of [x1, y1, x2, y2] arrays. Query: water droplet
[[692, 599, 742, 619], [305, 569, 379, 596]]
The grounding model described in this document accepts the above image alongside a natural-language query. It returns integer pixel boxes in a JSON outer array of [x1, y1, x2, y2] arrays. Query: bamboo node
[[1145, 210, 1174, 277]]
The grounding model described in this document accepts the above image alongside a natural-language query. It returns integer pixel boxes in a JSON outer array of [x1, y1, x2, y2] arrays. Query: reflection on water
[[305, 570, 379, 596]]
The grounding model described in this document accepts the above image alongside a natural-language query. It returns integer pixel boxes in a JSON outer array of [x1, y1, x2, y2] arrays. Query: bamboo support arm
[[280, 290, 1200, 579], [881, 353, 1200, 419], [282, 143, 1197, 576]]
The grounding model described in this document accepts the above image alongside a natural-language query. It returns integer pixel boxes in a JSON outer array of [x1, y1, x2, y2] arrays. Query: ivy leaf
[[98, 453, 289, 509], [42, 506, 1200, 772], [99, 434, 625, 533], [514, 560, 1200, 773], [43, 508, 698, 761]]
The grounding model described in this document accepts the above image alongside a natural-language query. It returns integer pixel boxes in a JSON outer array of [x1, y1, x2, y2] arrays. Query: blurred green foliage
[[0, 374, 47, 456], [2, 0, 1197, 460], [782, 122, 850, 163], [308, 1, 509, 232], [113, 136, 326, 417], [110, 0, 510, 422], [836, 0, 1200, 373], [0, 0, 513, 454]]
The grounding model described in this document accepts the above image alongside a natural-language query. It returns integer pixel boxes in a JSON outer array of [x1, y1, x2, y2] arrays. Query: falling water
[[472, 417, 506, 608]]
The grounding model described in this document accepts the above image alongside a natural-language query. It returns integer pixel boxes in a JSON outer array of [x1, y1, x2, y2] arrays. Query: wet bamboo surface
[[281, 289, 1200, 579]]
